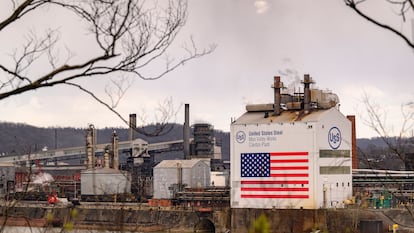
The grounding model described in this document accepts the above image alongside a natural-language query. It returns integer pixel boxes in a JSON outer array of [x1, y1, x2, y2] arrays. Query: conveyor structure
[[0, 139, 186, 165]]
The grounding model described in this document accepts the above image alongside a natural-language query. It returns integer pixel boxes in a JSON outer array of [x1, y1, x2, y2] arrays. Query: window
[[320, 166, 351, 174], [320, 150, 350, 158]]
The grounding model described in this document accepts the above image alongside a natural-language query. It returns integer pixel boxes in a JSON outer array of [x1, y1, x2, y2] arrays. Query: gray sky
[[1, 0, 413, 139]]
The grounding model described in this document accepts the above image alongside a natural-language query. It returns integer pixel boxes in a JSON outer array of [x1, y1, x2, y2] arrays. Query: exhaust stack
[[347, 115, 357, 169], [129, 114, 136, 142], [112, 131, 119, 170], [273, 76, 283, 116], [302, 74, 314, 112], [183, 104, 190, 159], [85, 124, 95, 169]]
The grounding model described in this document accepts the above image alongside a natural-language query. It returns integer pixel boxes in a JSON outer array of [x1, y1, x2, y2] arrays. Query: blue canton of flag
[[241, 153, 270, 177]]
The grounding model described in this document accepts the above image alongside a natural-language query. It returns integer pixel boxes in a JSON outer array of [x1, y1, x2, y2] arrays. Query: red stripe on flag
[[241, 151, 309, 199], [271, 166, 308, 170], [271, 159, 308, 163], [270, 173, 308, 177], [241, 194, 309, 199], [270, 152, 309, 156], [241, 180, 309, 185], [241, 187, 309, 192]]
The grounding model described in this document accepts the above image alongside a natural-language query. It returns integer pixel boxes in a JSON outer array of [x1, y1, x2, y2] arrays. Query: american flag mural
[[240, 152, 309, 199]]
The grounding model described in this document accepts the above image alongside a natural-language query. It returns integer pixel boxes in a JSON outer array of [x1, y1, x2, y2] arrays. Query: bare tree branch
[[344, 0, 414, 49], [387, 0, 414, 21], [0, 0, 215, 135], [359, 92, 414, 168], [0, 0, 49, 31], [105, 76, 133, 108], [66, 82, 177, 136]]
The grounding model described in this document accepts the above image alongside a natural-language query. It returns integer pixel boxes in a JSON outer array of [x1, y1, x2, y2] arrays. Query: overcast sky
[[1, 0, 413, 139]]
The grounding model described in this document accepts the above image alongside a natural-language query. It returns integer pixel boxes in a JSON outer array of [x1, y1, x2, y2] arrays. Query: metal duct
[[183, 104, 190, 159], [273, 76, 282, 116]]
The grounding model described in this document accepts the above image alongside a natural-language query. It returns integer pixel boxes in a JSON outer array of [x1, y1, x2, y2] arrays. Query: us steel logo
[[236, 131, 246, 143], [328, 127, 341, 149]]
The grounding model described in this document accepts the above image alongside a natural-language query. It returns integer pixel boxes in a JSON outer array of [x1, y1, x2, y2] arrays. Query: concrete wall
[[3, 206, 414, 233]]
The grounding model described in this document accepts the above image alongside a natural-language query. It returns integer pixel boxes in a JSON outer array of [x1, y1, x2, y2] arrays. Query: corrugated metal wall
[[81, 170, 131, 195], [153, 160, 211, 199]]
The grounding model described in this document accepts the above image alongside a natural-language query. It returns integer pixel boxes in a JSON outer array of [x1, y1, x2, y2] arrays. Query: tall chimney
[[347, 115, 357, 170], [129, 114, 136, 142], [303, 74, 313, 112], [112, 131, 119, 170], [183, 104, 190, 159], [85, 124, 95, 169], [273, 76, 282, 116]]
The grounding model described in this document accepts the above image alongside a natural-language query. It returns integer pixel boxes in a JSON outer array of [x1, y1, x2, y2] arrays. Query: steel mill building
[[230, 75, 354, 209]]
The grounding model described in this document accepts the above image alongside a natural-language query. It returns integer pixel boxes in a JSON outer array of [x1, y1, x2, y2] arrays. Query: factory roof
[[155, 158, 210, 169], [81, 167, 127, 174], [233, 106, 341, 125]]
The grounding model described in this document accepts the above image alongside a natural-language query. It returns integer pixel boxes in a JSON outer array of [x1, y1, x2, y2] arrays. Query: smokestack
[[85, 124, 95, 169], [302, 74, 313, 112], [112, 131, 119, 170], [129, 114, 136, 142], [183, 104, 190, 159], [273, 76, 282, 116], [347, 115, 357, 170]]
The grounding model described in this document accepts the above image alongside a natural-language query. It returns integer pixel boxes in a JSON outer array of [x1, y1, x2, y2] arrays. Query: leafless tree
[[0, 0, 215, 136], [355, 92, 414, 229], [359, 92, 414, 164], [344, 0, 414, 49]]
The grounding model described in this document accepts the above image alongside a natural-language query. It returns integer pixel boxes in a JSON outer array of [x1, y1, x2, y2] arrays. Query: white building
[[153, 158, 211, 199], [81, 168, 131, 196], [211, 171, 228, 187], [230, 75, 353, 209]]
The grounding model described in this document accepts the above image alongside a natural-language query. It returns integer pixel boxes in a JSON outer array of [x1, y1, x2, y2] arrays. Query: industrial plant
[[0, 104, 229, 207], [230, 75, 353, 209], [2, 74, 414, 232]]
